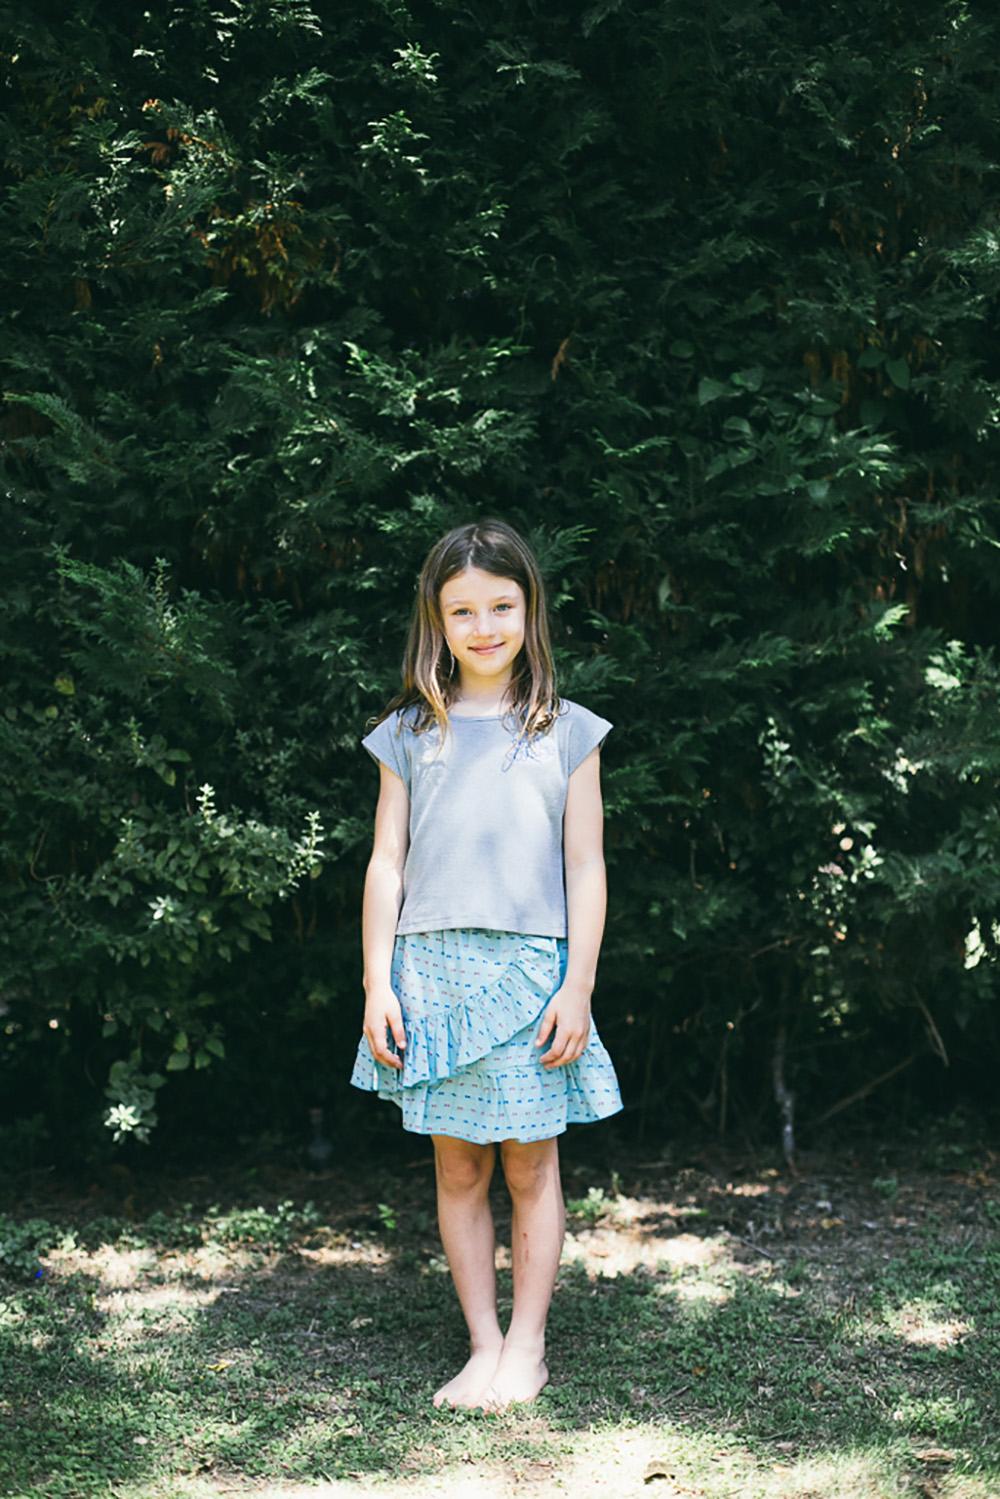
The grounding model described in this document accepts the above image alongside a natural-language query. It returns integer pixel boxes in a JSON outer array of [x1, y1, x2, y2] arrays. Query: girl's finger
[[383, 1027, 405, 1067], [563, 1031, 587, 1067], [366, 1031, 402, 1069], [535, 1007, 557, 1047], [542, 1033, 572, 1066], [547, 1033, 587, 1068]]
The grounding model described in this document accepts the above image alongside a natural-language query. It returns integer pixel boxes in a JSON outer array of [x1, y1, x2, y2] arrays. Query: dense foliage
[[2, 0, 999, 1168]]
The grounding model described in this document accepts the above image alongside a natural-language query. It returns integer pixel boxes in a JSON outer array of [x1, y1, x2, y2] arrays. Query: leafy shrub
[[1, 1, 998, 1161]]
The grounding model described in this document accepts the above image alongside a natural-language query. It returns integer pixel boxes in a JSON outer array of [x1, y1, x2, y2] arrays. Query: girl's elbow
[[565, 850, 606, 875], [367, 849, 406, 882]]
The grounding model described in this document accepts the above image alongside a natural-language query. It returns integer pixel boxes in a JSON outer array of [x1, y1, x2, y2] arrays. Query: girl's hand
[[363, 985, 406, 1070], [535, 984, 592, 1069]]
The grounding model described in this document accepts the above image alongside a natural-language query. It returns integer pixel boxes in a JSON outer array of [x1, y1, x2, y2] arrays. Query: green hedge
[[2, 0, 999, 1166]]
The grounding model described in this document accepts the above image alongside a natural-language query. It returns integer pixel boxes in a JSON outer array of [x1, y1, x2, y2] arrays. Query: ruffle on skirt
[[349, 928, 623, 1144]]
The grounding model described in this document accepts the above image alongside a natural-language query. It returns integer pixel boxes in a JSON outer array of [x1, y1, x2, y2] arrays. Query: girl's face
[[439, 566, 526, 688]]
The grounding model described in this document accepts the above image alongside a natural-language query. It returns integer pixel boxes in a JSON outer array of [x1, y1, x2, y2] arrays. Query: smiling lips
[[471, 644, 502, 653]]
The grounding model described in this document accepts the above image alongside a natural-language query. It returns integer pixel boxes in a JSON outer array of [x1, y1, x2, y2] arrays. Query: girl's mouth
[[471, 644, 503, 654]]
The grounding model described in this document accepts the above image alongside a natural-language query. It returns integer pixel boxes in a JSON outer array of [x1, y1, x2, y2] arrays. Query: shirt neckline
[[447, 712, 504, 720]]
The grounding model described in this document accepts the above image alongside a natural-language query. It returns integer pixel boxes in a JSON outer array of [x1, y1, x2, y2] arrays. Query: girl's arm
[[537, 745, 607, 1068], [361, 763, 410, 1068]]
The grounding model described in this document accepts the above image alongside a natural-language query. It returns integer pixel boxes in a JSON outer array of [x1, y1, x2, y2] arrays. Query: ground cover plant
[[1, 1135, 997, 1499]]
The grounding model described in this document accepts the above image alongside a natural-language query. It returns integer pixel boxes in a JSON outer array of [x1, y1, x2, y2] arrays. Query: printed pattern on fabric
[[349, 927, 623, 1144]]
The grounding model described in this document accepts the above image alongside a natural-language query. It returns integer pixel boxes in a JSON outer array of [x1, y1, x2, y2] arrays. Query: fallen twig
[[731, 1234, 777, 1261]]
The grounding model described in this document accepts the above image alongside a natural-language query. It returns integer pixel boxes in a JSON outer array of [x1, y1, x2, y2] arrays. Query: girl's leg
[[486, 1135, 564, 1407], [430, 1133, 505, 1408]]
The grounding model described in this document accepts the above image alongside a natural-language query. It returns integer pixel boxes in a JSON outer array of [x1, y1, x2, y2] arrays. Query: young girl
[[349, 517, 623, 1412]]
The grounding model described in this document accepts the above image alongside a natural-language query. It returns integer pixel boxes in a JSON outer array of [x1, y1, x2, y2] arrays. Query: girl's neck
[[449, 695, 510, 718]]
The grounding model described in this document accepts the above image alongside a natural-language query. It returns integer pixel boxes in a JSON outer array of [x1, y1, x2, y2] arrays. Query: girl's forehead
[[439, 567, 524, 603]]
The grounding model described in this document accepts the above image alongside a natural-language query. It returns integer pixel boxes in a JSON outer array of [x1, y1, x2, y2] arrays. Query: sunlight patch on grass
[[937, 1475, 1000, 1499], [748, 1448, 915, 1498], [296, 1240, 394, 1270], [735, 1272, 805, 1308], [208, 1423, 935, 1499], [93, 1282, 223, 1330], [561, 1226, 732, 1280], [93, 1481, 226, 1499], [47, 1240, 263, 1286], [890, 1299, 972, 1348], [671, 1277, 731, 1305], [726, 1180, 776, 1198], [842, 1297, 975, 1354], [49, 1242, 160, 1287], [151, 1444, 1000, 1499]]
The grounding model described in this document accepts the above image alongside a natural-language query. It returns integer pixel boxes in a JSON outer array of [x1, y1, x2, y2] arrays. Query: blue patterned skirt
[[348, 927, 624, 1144]]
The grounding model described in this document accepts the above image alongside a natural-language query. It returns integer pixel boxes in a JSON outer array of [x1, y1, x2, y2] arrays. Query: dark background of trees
[[2, 0, 999, 1174]]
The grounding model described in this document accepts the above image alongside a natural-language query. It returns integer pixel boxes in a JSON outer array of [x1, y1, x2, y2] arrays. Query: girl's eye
[[455, 604, 512, 615]]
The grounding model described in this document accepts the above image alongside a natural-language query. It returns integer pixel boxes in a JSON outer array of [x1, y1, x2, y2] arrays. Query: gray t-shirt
[[360, 698, 613, 937]]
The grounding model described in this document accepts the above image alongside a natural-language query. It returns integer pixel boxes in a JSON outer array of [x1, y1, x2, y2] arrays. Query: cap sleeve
[[566, 703, 613, 776], [360, 711, 410, 790]]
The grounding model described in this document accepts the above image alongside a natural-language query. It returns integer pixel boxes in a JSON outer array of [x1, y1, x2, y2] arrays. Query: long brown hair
[[364, 517, 562, 749]]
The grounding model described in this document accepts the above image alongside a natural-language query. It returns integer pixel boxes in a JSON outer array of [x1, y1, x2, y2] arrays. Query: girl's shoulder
[[373, 701, 422, 733], [553, 696, 613, 729], [360, 702, 427, 788], [551, 697, 614, 772]]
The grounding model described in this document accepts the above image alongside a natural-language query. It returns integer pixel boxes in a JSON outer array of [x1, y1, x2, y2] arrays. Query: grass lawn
[[1, 1134, 997, 1499]]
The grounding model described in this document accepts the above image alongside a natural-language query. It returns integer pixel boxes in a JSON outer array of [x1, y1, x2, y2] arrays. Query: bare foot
[[432, 1341, 504, 1409], [482, 1339, 549, 1410]]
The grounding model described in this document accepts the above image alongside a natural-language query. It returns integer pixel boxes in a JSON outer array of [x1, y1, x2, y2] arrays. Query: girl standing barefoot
[[349, 517, 623, 1411]]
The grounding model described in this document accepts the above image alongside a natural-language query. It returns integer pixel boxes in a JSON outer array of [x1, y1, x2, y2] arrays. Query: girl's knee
[[500, 1137, 559, 1196], [432, 1136, 495, 1193]]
